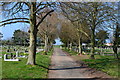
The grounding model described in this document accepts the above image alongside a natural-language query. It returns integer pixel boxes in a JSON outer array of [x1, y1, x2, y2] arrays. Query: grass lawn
[[0, 58, 2, 79], [62, 48, 120, 78], [62, 48, 79, 55], [2, 50, 53, 79], [83, 56, 119, 78], [54, 45, 60, 48]]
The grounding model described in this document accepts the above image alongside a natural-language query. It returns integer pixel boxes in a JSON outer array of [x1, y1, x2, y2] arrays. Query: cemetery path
[[48, 48, 111, 79]]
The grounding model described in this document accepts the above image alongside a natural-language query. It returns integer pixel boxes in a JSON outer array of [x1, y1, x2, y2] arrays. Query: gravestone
[[4, 54, 19, 61], [4, 54, 7, 60], [16, 51, 19, 57]]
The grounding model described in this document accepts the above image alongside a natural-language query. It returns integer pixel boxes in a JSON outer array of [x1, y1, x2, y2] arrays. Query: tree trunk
[[67, 42, 69, 49], [113, 22, 119, 59], [50, 41, 53, 50], [78, 37, 82, 55], [100, 46, 103, 55], [44, 34, 48, 54], [90, 29, 95, 59], [113, 44, 119, 59], [48, 39, 53, 51], [27, 2, 37, 65], [69, 42, 72, 51]]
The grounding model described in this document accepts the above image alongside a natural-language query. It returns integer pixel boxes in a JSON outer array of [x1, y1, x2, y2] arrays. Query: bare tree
[[1, 2, 54, 65], [59, 20, 77, 49], [59, 2, 114, 59], [106, 2, 120, 59], [59, 3, 90, 54], [59, 18, 90, 53], [37, 12, 58, 53]]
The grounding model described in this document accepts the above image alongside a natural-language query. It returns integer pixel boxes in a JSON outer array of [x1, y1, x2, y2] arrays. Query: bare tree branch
[[36, 10, 54, 27], [0, 18, 29, 23], [34, 5, 47, 14], [0, 21, 29, 27]]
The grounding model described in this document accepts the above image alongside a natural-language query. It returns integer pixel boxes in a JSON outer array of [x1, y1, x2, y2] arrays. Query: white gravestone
[[16, 51, 19, 57], [4, 54, 19, 61]]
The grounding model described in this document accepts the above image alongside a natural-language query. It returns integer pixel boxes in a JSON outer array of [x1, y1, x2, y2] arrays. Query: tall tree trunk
[[48, 42, 50, 51], [67, 42, 69, 49], [69, 42, 72, 51], [27, 2, 37, 65], [65, 42, 67, 49], [90, 28, 95, 59], [113, 22, 119, 59], [50, 41, 53, 50], [44, 34, 48, 54], [48, 39, 52, 51], [100, 47, 104, 55], [78, 37, 82, 55]]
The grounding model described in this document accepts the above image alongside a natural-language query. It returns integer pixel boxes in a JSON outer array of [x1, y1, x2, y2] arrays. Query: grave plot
[[4, 54, 19, 61], [36, 48, 44, 53], [15, 49, 28, 58], [2, 46, 29, 60]]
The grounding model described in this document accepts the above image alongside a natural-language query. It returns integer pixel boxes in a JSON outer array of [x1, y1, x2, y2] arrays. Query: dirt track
[[48, 48, 112, 79]]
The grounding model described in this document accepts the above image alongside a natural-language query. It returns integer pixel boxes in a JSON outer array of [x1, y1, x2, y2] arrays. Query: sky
[[0, 17, 111, 44], [0, 2, 114, 44], [0, 23, 29, 40], [0, 22, 63, 45], [54, 38, 63, 45], [0, 3, 63, 45]]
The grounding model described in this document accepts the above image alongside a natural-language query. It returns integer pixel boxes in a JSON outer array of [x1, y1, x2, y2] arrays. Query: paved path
[[48, 48, 112, 79], [48, 48, 94, 78]]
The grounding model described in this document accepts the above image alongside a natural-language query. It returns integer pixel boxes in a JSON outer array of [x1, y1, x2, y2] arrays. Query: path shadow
[[49, 66, 87, 70], [37, 64, 49, 69]]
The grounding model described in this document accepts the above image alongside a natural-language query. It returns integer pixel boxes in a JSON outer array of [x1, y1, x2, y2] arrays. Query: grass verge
[[62, 48, 78, 55], [83, 56, 119, 78], [62, 48, 119, 78], [2, 50, 53, 79]]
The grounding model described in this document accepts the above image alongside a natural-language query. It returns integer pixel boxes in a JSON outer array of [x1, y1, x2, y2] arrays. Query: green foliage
[[12, 29, 29, 46], [2, 50, 53, 78], [96, 30, 109, 45]]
